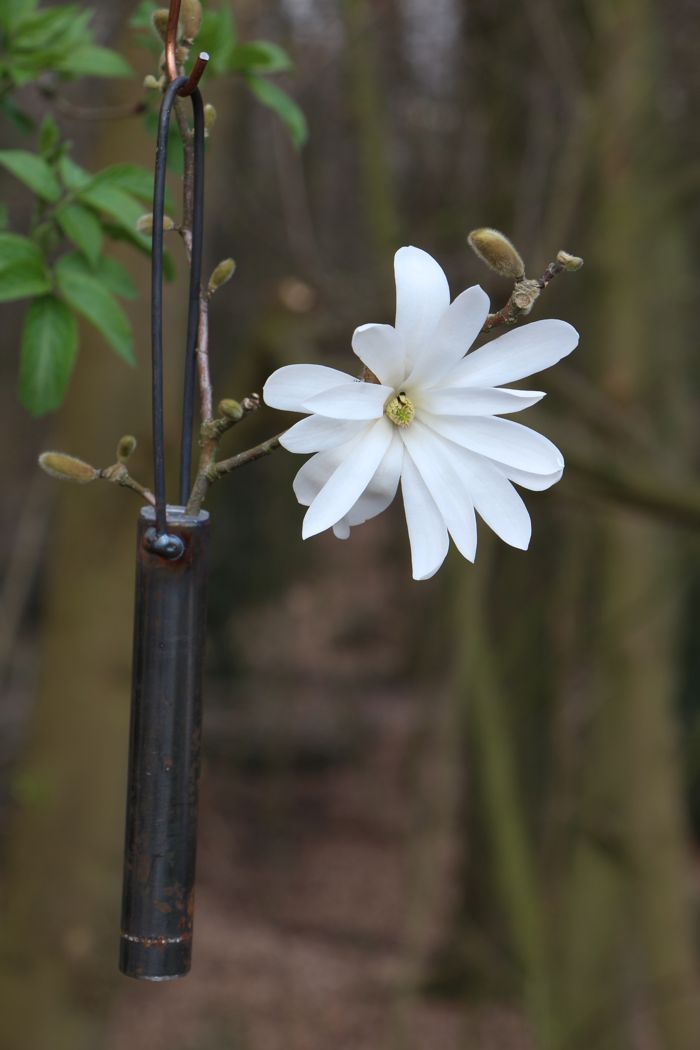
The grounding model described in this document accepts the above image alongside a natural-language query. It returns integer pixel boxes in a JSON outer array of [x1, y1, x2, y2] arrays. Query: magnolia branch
[[481, 251, 583, 333], [99, 463, 155, 505], [212, 434, 283, 480], [185, 397, 264, 515]]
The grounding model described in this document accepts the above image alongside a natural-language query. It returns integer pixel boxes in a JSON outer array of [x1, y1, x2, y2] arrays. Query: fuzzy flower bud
[[151, 8, 169, 41], [218, 399, 244, 422], [39, 452, 98, 484], [116, 435, 137, 463], [208, 258, 236, 293], [136, 214, 175, 234], [143, 74, 162, 91], [468, 228, 525, 279], [181, 0, 203, 41], [556, 250, 584, 272], [204, 103, 217, 135]]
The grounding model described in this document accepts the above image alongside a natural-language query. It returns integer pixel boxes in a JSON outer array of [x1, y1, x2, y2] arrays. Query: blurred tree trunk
[[560, 2, 699, 1048], [0, 99, 185, 1048]]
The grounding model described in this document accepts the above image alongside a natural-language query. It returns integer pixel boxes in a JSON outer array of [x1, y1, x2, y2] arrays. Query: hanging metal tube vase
[[119, 506, 210, 980]]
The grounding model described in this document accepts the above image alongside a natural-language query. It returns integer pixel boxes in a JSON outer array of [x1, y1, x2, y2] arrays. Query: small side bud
[[143, 74, 162, 91], [557, 250, 584, 272], [204, 103, 217, 135], [175, 45, 189, 65], [39, 452, 98, 484], [468, 228, 525, 279], [151, 8, 169, 41], [136, 214, 175, 234], [218, 399, 243, 422], [116, 435, 137, 463], [511, 278, 541, 314], [208, 258, 236, 293], [181, 0, 203, 41]]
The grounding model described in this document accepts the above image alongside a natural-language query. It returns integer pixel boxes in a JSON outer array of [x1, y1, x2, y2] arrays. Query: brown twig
[[99, 464, 155, 505], [212, 434, 283, 480], [196, 293, 212, 420], [481, 254, 580, 333], [185, 396, 263, 515]]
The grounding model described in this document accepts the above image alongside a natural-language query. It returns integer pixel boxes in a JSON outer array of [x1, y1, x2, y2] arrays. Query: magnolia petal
[[400, 454, 450, 580], [417, 386, 545, 417], [292, 439, 358, 505], [407, 285, 490, 387], [448, 446, 532, 550], [302, 418, 393, 538], [422, 412, 564, 475], [303, 381, 393, 420], [394, 246, 450, 369], [402, 422, 477, 563], [497, 462, 564, 491], [263, 363, 355, 412], [451, 319, 579, 387], [345, 431, 403, 526], [352, 323, 405, 388], [281, 415, 366, 453]]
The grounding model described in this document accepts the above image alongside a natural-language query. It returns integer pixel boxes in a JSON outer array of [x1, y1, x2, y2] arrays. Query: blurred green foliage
[[0, 0, 305, 417]]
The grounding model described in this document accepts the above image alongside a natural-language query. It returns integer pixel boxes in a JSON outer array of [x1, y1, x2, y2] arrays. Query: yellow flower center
[[384, 392, 415, 428]]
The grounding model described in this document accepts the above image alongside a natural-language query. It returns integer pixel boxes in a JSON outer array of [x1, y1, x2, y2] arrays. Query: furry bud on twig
[[556, 250, 584, 272], [136, 214, 175, 234], [181, 0, 203, 41], [143, 74, 162, 91], [218, 399, 244, 422], [204, 104, 217, 135], [151, 8, 169, 42], [116, 435, 137, 463], [468, 228, 525, 279], [39, 452, 98, 484], [208, 258, 236, 293]]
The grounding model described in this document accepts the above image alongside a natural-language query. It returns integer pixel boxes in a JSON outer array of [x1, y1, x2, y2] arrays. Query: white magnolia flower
[[263, 246, 579, 580]]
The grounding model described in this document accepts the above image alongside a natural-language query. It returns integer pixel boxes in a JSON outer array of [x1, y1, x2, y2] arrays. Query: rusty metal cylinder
[[120, 506, 209, 980]]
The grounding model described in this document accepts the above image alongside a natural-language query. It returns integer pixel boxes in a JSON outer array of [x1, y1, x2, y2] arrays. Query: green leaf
[[12, 6, 90, 52], [57, 154, 90, 192], [197, 5, 237, 74], [0, 0, 37, 31], [38, 114, 60, 157], [55, 203, 102, 264], [84, 163, 157, 203], [0, 149, 61, 200], [55, 253, 134, 363], [93, 256, 138, 300], [0, 94, 36, 131], [0, 232, 51, 301], [55, 46, 132, 78], [77, 182, 150, 251], [18, 295, 77, 415], [246, 76, 308, 149], [58, 250, 138, 300], [229, 41, 293, 74]]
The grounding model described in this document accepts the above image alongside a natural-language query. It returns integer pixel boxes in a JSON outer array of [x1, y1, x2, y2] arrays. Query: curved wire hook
[[166, 0, 209, 96], [149, 75, 205, 555]]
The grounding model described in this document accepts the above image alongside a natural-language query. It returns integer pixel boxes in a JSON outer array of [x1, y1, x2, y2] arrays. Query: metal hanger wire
[[149, 0, 209, 552]]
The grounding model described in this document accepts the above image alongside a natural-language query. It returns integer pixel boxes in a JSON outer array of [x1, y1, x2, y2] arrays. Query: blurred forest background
[[1, 0, 700, 1048]]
